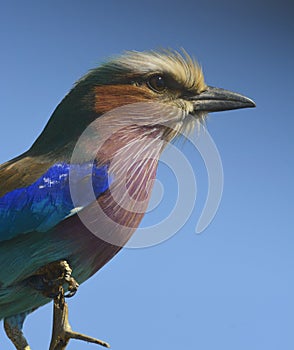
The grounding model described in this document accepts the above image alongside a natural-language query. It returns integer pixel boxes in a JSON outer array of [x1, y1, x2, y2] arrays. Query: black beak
[[191, 86, 256, 113]]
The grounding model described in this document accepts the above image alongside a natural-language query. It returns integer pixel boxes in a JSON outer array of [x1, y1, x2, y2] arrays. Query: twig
[[49, 288, 110, 350]]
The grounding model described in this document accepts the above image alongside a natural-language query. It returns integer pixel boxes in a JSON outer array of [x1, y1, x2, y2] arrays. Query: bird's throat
[[74, 125, 166, 247]]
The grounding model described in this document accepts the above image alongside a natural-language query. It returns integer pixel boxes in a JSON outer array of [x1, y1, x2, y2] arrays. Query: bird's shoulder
[[0, 153, 110, 242], [0, 153, 53, 197]]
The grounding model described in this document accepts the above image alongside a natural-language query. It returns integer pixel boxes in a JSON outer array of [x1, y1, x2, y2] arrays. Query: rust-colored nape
[[93, 84, 153, 114]]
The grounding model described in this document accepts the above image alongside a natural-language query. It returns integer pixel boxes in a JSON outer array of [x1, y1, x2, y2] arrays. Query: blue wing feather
[[0, 162, 111, 241]]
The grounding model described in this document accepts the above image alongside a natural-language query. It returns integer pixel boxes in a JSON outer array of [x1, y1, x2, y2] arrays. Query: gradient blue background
[[1, 1, 293, 349]]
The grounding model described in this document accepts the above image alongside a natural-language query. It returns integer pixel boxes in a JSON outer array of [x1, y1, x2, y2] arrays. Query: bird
[[0, 49, 255, 349]]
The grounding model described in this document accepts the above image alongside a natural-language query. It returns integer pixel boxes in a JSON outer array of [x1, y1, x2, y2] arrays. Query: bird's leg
[[49, 287, 110, 350], [4, 311, 31, 350], [28, 260, 79, 298], [28, 260, 110, 349]]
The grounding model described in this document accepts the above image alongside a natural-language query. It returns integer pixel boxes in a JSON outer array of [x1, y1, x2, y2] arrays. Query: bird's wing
[[0, 155, 110, 242]]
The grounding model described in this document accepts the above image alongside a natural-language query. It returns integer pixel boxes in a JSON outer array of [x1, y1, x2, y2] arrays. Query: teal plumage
[[0, 49, 255, 349]]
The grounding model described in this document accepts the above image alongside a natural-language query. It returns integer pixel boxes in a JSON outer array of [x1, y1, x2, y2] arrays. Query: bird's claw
[[28, 260, 79, 299], [64, 280, 78, 298]]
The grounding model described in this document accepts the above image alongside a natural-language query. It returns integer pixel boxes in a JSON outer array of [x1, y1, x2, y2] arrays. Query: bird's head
[[31, 49, 255, 158], [26, 50, 255, 238]]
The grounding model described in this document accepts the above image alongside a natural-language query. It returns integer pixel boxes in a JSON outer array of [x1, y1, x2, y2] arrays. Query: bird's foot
[[28, 260, 79, 298], [49, 289, 110, 350]]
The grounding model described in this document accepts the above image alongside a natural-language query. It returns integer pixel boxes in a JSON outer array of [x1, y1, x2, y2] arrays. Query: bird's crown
[[77, 49, 206, 94]]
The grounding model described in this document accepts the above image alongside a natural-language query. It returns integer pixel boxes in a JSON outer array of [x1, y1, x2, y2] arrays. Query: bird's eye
[[147, 75, 166, 93]]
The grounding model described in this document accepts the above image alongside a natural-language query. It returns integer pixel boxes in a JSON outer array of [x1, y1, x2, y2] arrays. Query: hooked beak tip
[[191, 86, 256, 113]]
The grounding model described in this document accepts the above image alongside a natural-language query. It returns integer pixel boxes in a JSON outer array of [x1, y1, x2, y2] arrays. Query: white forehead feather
[[109, 49, 206, 91]]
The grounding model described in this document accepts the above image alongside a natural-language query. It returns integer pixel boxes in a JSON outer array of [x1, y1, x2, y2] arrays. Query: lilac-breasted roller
[[0, 50, 255, 349]]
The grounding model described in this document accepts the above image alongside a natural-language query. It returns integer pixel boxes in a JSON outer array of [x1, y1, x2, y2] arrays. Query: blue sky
[[0, 1, 293, 349]]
